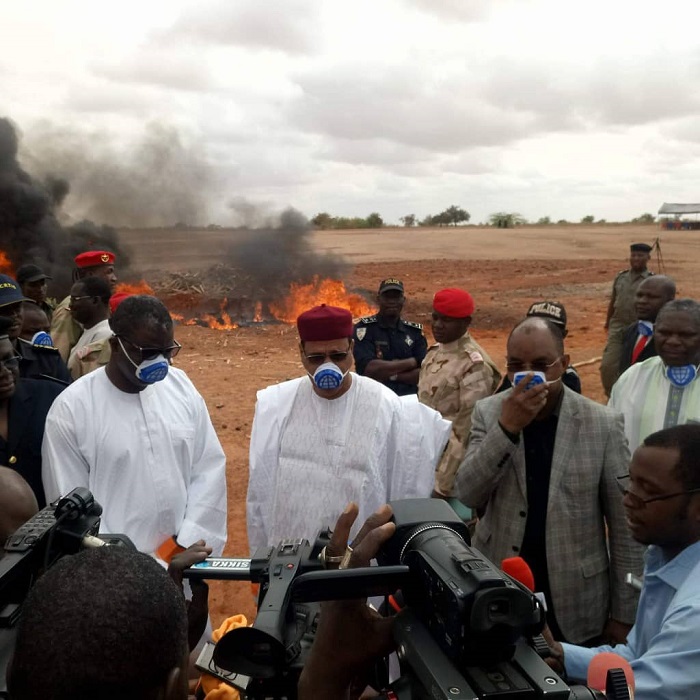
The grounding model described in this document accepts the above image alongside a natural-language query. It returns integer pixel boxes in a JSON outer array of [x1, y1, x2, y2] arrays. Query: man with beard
[[50, 250, 118, 362], [0, 315, 64, 507], [418, 288, 501, 498], [610, 298, 700, 452], [545, 424, 700, 699], [616, 275, 676, 381], [353, 278, 427, 395], [16, 264, 54, 321], [600, 242, 654, 395], [0, 275, 71, 385], [456, 317, 642, 645], [247, 304, 449, 552], [42, 295, 227, 563]]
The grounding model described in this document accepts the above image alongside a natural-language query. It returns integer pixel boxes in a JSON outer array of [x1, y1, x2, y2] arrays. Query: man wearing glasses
[[66, 276, 113, 380], [0, 315, 64, 508], [455, 316, 643, 646], [42, 295, 227, 563], [247, 303, 450, 552], [545, 424, 700, 699]]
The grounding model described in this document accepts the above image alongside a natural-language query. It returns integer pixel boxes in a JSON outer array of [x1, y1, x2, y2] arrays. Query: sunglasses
[[117, 335, 182, 362], [303, 347, 352, 367]]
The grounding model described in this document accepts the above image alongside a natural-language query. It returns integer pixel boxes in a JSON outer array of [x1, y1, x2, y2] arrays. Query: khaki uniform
[[600, 268, 653, 395], [418, 332, 501, 496], [67, 337, 112, 381], [50, 296, 83, 363]]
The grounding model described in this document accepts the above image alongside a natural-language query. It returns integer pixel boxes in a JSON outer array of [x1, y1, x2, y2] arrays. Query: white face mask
[[308, 361, 349, 391], [117, 336, 170, 384]]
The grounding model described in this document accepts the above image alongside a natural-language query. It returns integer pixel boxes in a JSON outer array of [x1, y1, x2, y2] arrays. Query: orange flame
[[198, 298, 238, 330], [269, 277, 376, 323], [0, 252, 15, 277], [115, 280, 154, 295], [253, 301, 263, 323]]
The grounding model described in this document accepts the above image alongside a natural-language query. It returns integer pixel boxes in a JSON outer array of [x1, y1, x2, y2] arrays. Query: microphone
[[587, 652, 635, 699], [501, 556, 546, 611]]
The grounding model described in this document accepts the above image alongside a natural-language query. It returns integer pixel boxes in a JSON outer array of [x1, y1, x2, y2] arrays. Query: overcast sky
[[4, 0, 700, 226]]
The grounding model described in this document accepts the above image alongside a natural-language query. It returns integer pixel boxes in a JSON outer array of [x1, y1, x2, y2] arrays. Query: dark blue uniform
[[353, 315, 427, 396], [17, 338, 72, 386]]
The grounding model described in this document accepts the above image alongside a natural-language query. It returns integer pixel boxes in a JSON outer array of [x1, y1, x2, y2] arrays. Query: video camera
[[185, 499, 630, 699], [0, 488, 134, 699]]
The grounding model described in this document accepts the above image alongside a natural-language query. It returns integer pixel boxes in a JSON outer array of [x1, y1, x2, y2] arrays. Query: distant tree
[[366, 212, 384, 228], [557, 219, 569, 225], [418, 214, 434, 226], [489, 212, 526, 228], [596, 219, 607, 225], [537, 216, 552, 225], [443, 205, 471, 226], [400, 214, 417, 227], [631, 213, 656, 224], [580, 215, 595, 224], [311, 212, 333, 229]]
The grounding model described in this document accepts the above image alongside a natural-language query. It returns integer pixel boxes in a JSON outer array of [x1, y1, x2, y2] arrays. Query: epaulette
[[31, 343, 59, 353], [356, 315, 378, 324], [403, 320, 423, 330]]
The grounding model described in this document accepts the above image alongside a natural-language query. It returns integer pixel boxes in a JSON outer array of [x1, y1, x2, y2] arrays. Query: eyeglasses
[[505, 357, 561, 374], [117, 335, 182, 362], [616, 474, 700, 507], [0, 354, 21, 372], [303, 347, 352, 367], [69, 295, 94, 303]]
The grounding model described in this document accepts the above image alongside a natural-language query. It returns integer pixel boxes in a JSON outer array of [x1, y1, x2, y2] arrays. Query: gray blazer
[[455, 387, 644, 643]]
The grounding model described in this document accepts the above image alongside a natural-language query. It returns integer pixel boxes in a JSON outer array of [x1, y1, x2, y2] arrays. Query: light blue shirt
[[562, 541, 700, 699]]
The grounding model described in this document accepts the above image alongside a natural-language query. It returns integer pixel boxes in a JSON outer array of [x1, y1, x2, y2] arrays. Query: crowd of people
[[2, 242, 700, 699]]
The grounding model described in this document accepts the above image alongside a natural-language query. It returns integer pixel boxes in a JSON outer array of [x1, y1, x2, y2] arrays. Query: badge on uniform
[[405, 336, 413, 346], [356, 328, 366, 341]]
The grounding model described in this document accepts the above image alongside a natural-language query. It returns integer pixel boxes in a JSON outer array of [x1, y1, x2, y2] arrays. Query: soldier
[[50, 250, 117, 362], [16, 264, 55, 321], [353, 278, 427, 396], [0, 274, 71, 385], [418, 288, 501, 499], [600, 243, 653, 395], [67, 276, 113, 381]]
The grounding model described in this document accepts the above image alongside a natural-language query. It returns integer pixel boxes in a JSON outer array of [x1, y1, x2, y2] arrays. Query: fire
[[269, 277, 376, 323], [199, 298, 239, 330], [115, 280, 154, 295], [253, 301, 263, 323], [0, 252, 14, 277]]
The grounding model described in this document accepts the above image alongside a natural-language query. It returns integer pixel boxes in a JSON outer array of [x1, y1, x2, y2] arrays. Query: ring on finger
[[338, 545, 354, 570], [319, 545, 352, 569]]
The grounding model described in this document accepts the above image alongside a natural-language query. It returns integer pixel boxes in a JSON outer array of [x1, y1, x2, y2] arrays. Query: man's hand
[[541, 623, 565, 674], [499, 373, 549, 434], [168, 540, 213, 651], [602, 618, 632, 646], [298, 503, 397, 700]]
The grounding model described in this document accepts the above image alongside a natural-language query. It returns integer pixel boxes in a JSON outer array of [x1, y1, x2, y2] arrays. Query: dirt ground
[[119, 223, 699, 626]]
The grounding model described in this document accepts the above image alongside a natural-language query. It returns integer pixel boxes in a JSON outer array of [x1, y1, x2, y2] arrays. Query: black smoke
[[0, 117, 131, 297]]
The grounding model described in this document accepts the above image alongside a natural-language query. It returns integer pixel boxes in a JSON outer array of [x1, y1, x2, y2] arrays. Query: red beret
[[74, 250, 116, 269], [109, 292, 131, 314], [297, 304, 353, 342], [433, 288, 475, 318]]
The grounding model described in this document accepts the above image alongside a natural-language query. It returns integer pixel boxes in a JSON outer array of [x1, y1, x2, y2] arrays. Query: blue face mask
[[31, 331, 55, 347], [309, 362, 349, 391], [117, 337, 170, 384], [665, 364, 698, 388]]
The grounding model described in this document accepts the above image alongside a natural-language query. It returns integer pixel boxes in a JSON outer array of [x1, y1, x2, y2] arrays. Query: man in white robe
[[247, 304, 450, 552], [610, 299, 700, 452], [42, 295, 227, 561]]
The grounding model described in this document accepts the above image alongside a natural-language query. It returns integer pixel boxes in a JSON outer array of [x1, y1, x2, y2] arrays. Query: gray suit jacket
[[455, 387, 644, 643]]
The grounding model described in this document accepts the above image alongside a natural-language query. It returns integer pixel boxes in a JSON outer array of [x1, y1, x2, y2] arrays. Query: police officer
[[353, 278, 427, 396], [50, 250, 118, 362], [16, 264, 55, 321], [0, 274, 72, 386], [600, 243, 654, 395]]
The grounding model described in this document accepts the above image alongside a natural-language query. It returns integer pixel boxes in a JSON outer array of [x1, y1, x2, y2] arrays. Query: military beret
[[297, 304, 353, 342], [433, 288, 475, 318], [74, 250, 116, 269], [109, 292, 131, 314]]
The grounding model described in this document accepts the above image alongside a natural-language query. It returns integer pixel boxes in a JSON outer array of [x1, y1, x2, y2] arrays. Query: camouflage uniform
[[67, 337, 112, 381], [418, 332, 501, 497], [600, 268, 653, 395], [49, 295, 83, 363]]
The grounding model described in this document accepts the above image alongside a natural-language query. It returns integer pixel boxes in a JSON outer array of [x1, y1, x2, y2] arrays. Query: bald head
[[0, 467, 38, 548], [508, 317, 565, 355], [635, 275, 676, 323]]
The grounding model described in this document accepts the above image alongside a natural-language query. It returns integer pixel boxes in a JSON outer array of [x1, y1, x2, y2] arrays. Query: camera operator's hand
[[541, 623, 565, 675], [168, 539, 212, 651], [499, 373, 549, 434], [298, 502, 397, 700]]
